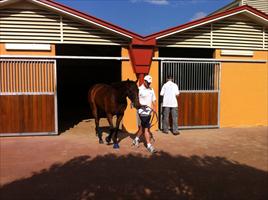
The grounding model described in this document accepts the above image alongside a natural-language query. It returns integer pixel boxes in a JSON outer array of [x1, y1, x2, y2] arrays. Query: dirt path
[[0, 121, 267, 200]]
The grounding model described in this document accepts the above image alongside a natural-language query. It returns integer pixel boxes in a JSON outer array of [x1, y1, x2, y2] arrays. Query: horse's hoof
[[99, 140, 104, 144], [105, 137, 111, 144], [113, 143, 120, 149]]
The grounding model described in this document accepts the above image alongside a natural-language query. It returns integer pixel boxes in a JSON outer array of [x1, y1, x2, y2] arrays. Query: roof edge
[[29, 0, 145, 40], [144, 5, 268, 41], [1, 1, 267, 42]]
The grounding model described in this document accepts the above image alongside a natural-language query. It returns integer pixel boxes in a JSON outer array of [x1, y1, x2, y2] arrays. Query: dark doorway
[[56, 44, 121, 133], [159, 47, 214, 58]]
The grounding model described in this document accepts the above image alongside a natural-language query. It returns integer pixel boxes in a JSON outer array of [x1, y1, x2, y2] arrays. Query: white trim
[[54, 60, 58, 135], [0, 92, 54, 95], [5, 43, 51, 50], [0, 132, 57, 137], [218, 63, 222, 127], [179, 90, 219, 93], [178, 125, 219, 129], [156, 10, 268, 40], [153, 57, 266, 63], [31, 0, 133, 39], [60, 15, 63, 42], [0, 55, 130, 60], [220, 50, 254, 56], [210, 23, 213, 47], [263, 26, 265, 49]]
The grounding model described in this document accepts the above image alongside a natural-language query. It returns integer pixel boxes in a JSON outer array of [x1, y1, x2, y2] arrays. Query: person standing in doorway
[[132, 75, 157, 153], [160, 74, 180, 135]]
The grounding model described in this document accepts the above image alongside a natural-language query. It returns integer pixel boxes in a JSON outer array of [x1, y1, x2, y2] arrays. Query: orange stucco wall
[[148, 48, 159, 131], [215, 49, 268, 127], [0, 43, 55, 55], [121, 47, 159, 133], [121, 47, 138, 133]]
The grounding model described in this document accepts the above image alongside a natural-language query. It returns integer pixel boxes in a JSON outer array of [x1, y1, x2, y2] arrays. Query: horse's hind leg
[[105, 114, 114, 145], [95, 116, 103, 144], [91, 105, 103, 144]]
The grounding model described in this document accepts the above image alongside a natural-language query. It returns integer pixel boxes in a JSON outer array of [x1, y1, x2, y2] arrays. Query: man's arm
[[152, 89, 157, 112], [152, 100, 157, 112]]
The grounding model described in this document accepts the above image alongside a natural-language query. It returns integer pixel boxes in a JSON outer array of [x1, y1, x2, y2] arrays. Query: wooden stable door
[[0, 59, 57, 136], [177, 92, 218, 127], [161, 61, 221, 128]]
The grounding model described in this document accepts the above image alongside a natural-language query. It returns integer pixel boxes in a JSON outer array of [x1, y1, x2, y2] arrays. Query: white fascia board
[[221, 50, 254, 56], [31, 0, 132, 39], [156, 10, 268, 40], [5, 43, 51, 50]]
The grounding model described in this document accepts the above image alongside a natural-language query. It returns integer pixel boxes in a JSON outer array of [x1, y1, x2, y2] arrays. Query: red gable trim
[[129, 38, 156, 74], [145, 5, 268, 40], [34, 0, 144, 40]]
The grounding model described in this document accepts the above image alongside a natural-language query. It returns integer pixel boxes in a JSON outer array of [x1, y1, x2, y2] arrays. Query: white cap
[[144, 75, 152, 83]]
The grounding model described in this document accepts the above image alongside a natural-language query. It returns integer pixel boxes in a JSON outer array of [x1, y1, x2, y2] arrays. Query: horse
[[88, 79, 141, 148]]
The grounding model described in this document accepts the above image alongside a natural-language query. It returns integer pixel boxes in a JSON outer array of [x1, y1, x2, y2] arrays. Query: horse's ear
[[127, 78, 130, 82]]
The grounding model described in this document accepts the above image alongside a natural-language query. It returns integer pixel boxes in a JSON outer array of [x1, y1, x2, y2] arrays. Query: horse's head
[[125, 79, 141, 109]]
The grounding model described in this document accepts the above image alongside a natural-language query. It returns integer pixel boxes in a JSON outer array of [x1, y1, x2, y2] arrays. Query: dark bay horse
[[88, 79, 141, 148]]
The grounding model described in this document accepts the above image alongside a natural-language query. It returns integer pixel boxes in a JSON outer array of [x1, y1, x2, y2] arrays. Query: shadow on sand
[[1, 152, 267, 200]]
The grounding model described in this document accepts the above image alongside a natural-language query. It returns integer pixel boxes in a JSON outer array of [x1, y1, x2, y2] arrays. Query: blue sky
[[56, 0, 234, 36]]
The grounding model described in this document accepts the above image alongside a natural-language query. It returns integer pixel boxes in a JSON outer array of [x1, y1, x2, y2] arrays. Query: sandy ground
[[0, 120, 267, 200]]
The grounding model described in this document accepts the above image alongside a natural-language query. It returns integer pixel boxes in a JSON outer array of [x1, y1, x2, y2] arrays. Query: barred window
[[162, 61, 220, 91], [0, 59, 55, 94]]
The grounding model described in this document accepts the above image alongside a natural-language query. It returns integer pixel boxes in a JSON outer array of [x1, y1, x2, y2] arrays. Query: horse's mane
[[111, 80, 134, 89]]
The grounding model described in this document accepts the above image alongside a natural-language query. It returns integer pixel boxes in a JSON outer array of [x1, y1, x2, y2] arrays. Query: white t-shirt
[[138, 84, 156, 115], [160, 81, 179, 107]]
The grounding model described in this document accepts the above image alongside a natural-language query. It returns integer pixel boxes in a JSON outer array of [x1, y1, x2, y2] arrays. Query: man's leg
[[133, 114, 145, 147], [132, 125, 143, 147], [162, 107, 170, 133], [171, 107, 179, 135], [144, 127, 151, 145], [136, 125, 143, 138], [145, 127, 156, 153]]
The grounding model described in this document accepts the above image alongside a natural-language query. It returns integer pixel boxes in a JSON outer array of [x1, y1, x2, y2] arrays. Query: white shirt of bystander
[[160, 80, 179, 107]]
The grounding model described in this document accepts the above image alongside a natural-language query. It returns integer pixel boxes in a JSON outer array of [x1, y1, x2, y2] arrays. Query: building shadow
[[1, 152, 267, 200]]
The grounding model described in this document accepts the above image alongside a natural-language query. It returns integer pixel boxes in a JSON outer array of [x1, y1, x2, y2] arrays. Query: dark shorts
[[139, 115, 151, 128]]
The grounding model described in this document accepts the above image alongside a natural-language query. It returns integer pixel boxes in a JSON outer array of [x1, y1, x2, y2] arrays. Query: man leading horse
[[132, 75, 157, 153]]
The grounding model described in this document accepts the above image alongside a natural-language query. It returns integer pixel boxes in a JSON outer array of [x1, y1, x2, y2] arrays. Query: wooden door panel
[[178, 92, 218, 126], [0, 95, 55, 134]]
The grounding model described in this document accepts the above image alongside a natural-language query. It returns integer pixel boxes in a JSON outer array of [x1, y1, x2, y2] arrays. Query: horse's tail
[[88, 86, 94, 104], [88, 85, 99, 118], [88, 85, 98, 110]]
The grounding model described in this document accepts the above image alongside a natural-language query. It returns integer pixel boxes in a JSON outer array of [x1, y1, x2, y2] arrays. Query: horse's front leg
[[105, 114, 114, 145], [112, 114, 124, 149]]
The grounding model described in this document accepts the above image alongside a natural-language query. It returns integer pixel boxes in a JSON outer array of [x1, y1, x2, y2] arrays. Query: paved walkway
[[0, 121, 267, 200]]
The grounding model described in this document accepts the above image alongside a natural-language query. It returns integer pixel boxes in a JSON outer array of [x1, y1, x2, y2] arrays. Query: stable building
[[0, 0, 267, 136], [146, 4, 268, 129], [0, 0, 146, 136]]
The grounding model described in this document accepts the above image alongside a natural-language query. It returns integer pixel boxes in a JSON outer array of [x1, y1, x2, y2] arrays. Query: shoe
[[162, 130, 169, 134], [172, 131, 180, 135], [132, 139, 139, 147], [147, 145, 156, 153]]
